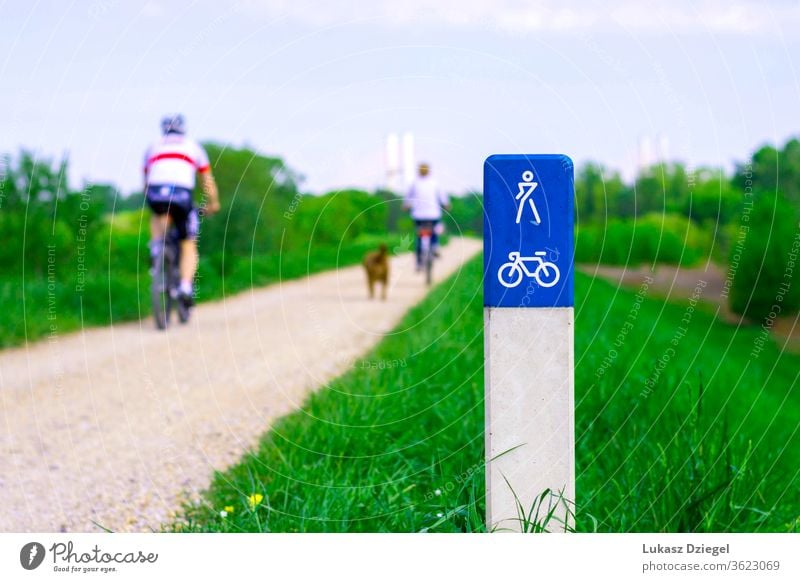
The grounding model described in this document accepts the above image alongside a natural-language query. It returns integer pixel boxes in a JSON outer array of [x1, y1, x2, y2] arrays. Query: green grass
[[171, 250, 484, 533], [576, 274, 800, 532], [0, 227, 405, 348], [171, 256, 800, 533]]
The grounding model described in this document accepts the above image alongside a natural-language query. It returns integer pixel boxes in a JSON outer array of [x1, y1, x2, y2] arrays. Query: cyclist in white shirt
[[404, 163, 450, 270], [144, 114, 220, 306]]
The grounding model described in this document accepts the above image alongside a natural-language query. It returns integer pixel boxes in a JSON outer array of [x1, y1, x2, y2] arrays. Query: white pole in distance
[[386, 133, 400, 193], [484, 155, 575, 532], [402, 131, 415, 189]]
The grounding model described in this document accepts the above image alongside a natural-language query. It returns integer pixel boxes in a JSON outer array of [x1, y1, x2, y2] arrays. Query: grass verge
[[0, 232, 404, 348], [171, 256, 800, 532], [171, 251, 484, 533]]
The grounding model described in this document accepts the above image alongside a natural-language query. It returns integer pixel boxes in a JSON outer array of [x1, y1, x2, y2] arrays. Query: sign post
[[483, 154, 575, 532]]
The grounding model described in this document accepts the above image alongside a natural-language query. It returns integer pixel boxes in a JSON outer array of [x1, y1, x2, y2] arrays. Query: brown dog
[[363, 244, 389, 300]]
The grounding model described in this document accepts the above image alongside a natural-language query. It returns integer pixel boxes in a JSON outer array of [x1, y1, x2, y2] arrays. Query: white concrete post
[[483, 155, 575, 532]]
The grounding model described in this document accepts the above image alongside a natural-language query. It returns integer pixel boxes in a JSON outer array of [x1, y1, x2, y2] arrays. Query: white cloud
[[141, 1, 165, 19], [610, 1, 792, 35], [236, 0, 800, 36]]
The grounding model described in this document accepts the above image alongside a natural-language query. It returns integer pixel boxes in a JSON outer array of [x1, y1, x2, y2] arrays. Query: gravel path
[[583, 262, 800, 351], [0, 238, 481, 532]]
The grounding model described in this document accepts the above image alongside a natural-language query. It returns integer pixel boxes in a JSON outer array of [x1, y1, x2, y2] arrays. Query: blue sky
[[1, 0, 798, 194]]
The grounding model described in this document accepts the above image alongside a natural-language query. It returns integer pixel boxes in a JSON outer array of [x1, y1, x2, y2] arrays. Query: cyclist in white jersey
[[404, 163, 450, 269], [144, 114, 220, 306]]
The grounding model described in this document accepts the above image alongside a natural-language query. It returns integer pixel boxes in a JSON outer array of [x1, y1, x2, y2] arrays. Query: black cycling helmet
[[161, 114, 186, 135]]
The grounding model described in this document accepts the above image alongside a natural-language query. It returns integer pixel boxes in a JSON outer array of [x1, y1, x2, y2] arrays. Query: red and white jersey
[[143, 134, 210, 189]]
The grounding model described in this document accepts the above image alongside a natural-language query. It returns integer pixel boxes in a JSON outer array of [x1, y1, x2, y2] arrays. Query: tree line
[[1, 136, 798, 343], [574, 137, 800, 320]]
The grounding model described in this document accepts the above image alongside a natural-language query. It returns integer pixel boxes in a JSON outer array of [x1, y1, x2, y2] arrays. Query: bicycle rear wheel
[[152, 281, 170, 330], [425, 250, 433, 285], [176, 293, 190, 323], [421, 239, 433, 285], [151, 244, 173, 330], [171, 251, 190, 324], [416, 222, 435, 286]]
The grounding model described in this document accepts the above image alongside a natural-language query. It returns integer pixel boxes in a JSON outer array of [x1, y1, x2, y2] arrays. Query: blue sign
[[484, 154, 574, 308]]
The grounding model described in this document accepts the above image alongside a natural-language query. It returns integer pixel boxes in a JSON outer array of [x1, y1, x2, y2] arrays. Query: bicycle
[[497, 251, 560, 289], [151, 226, 191, 330], [416, 220, 436, 286]]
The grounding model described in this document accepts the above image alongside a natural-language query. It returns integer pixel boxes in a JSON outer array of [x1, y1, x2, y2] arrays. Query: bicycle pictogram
[[497, 250, 560, 289]]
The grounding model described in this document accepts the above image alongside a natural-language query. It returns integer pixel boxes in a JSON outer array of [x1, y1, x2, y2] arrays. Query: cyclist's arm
[[194, 144, 220, 214], [439, 188, 451, 211], [199, 170, 220, 214], [142, 148, 151, 188], [403, 184, 415, 210]]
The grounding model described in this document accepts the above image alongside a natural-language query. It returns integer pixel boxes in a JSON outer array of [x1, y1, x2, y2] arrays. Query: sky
[[1, 0, 799, 195]]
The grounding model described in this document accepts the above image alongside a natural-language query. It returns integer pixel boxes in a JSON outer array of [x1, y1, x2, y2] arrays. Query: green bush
[[199, 143, 298, 261], [575, 212, 713, 266], [728, 191, 800, 319], [286, 189, 389, 247], [445, 193, 483, 236], [0, 147, 411, 346]]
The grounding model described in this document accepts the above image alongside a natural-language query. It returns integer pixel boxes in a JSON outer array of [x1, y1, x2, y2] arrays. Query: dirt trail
[[0, 238, 481, 532], [582, 262, 800, 350]]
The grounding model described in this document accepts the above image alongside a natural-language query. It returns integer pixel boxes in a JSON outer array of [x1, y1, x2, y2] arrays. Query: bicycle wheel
[[534, 262, 560, 288], [152, 243, 173, 330], [497, 262, 523, 288], [172, 251, 190, 324], [425, 250, 433, 285], [420, 235, 433, 285], [177, 300, 190, 324], [176, 288, 190, 323]]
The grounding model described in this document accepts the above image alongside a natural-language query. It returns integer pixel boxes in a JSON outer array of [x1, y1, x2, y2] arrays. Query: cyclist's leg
[[150, 213, 169, 246], [172, 205, 199, 297], [431, 219, 440, 256], [145, 189, 171, 264], [180, 238, 198, 293], [414, 220, 423, 269]]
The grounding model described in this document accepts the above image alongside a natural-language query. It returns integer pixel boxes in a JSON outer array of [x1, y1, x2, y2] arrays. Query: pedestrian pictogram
[[515, 170, 541, 225]]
